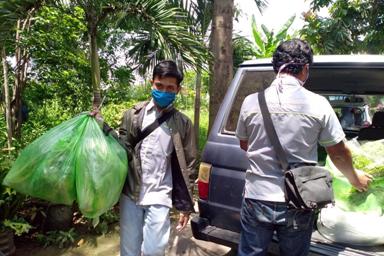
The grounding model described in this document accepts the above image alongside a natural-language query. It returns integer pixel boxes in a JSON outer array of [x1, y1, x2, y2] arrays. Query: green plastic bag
[[325, 138, 384, 215], [3, 113, 128, 219], [75, 117, 127, 218]]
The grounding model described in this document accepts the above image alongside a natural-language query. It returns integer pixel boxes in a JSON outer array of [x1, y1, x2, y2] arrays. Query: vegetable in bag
[[325, 138, 384, 214]]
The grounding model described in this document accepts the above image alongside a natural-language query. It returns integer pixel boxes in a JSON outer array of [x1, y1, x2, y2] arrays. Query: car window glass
[[223, 70, 275, 133], [222, 68, 384, 135], [323, 94, 384, 131]]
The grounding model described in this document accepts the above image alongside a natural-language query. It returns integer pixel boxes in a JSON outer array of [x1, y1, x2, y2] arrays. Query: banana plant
[[251, 14, 296, 58]]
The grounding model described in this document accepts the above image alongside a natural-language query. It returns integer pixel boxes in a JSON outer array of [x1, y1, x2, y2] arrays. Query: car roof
[[240, 55, 384, 67]]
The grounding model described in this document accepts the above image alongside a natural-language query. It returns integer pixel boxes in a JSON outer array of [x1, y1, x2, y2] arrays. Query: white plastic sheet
[[317, 206, 384, 246]]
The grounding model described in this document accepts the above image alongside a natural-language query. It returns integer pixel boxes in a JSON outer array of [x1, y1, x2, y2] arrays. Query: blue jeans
[[238, 198, 315, 256], [120, 194, 171, 256]]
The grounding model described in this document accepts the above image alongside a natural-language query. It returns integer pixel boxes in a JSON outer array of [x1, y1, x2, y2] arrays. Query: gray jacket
[[118, 101, 197, 212]]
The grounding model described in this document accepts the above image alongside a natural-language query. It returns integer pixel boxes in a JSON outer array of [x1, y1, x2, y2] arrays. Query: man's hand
[[349, 169, 373, 192], [176, 212, 190, 232], [89, 107, 102, 119], [326, 141, 373, 192]]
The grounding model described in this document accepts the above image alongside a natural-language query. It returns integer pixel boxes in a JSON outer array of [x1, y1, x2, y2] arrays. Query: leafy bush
[[181, 108, 209, 152], [36, 228, 77, 248], [101, 102, 136, 128], [0, 116, 31, 235], [3, 218, 32, 236], [89, 208, 119, 235]]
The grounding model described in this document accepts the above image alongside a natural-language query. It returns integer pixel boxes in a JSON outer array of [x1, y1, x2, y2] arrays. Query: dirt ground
[[12, 213, 235, 256]]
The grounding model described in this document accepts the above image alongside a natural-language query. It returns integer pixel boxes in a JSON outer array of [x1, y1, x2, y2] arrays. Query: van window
[[224, 70, 275, 133], [222, 68, 384, 136]]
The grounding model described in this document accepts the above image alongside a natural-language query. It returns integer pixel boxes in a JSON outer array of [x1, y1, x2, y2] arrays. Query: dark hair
[[272, 39, 313, 74], [152, 60, 183, 85]]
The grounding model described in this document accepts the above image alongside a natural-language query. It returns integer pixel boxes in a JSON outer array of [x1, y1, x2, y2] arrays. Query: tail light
[[197, 162, 212, 200]]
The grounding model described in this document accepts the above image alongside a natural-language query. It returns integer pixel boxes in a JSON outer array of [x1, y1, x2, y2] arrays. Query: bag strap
[[134, 108, 176, 145], [258, 90, 290, 172]]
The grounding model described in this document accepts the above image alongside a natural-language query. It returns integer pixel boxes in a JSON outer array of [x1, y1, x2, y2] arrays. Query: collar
[[273, 73, 302, 87], [147, 99, 156, 112], [147, 99, 175, 113]]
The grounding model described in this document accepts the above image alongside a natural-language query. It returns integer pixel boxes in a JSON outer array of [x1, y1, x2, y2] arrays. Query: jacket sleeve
[[183, 118, 198, 186], [118, 109, 135, 156]]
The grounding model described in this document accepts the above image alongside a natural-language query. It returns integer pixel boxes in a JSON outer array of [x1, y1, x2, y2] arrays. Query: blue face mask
[[151, 89, 176, 108]]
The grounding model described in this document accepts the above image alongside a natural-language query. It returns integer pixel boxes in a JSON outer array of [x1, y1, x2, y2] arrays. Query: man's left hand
[[176, 212, 190, 232]]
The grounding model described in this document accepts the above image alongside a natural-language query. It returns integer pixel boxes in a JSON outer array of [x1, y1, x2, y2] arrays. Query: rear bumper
[[191, 216, 384, 256], [191, 216, 239, 248]]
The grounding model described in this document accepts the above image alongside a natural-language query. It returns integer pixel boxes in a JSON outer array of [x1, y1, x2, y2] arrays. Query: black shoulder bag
[[258, 90, 334, 210]]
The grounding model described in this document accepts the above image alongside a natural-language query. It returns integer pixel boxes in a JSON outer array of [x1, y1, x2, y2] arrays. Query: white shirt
[[236, 74, 345, 202], [138, 100, 174, 208]]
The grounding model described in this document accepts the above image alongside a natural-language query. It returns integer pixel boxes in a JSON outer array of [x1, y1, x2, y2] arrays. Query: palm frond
[[254, 0, 268, 14], [118, 0, 208, 74]]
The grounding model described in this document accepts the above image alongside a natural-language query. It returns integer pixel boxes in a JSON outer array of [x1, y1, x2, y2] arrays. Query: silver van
[[191, 55, 384, 255]]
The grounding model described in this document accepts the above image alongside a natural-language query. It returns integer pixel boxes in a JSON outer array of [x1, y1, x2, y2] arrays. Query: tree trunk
[[194, 67, 202, 148], [12, 15, 32, 139], [208, 0, 234, 132], [89, 23, 102, 109], [1, 46, 13, 150], [12, 19, 23, 139]]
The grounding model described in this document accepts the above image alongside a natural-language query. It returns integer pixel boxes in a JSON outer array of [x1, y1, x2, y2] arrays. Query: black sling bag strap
[[258, 90, 334, 210], [258, 90, 290, 171], [102, 108, 176, 149], [134, 108, 176, 146]]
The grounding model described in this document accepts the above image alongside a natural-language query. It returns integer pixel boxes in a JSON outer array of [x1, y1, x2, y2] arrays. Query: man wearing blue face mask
[[118, 60, 197, 256]]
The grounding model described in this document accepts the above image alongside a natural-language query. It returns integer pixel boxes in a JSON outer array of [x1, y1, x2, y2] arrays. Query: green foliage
[[253, 0, 268, 13], [173, 69, 209, 111], [103, 0, 209, 75], [24, 5, 91, 116], [0, 0, 38, 41], [182, 69, 210, 95], [301, 0, 384, 54], [36, 227, 77, 248], [181, 107, 208, 152], [89, 208, 119, 235], [233, 35, 257, 68], [175, 87, 195, 110], [250, 14, 296, 58], [0, 115, 30, 233], [101, 102, 134, 128], [102, 84, 151, 128], [3, 218, 32, 236]]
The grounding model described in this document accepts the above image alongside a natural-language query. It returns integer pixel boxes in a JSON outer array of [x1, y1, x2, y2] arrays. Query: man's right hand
[[349, 169, 373, 192], [326, 140, 373, 193], [89, 107, 102, 119]]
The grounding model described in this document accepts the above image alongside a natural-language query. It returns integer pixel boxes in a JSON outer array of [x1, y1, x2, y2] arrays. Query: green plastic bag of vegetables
[[3, 113, 128, 219], [75, 116, 127, 218], [325, 138, 384, 215]]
